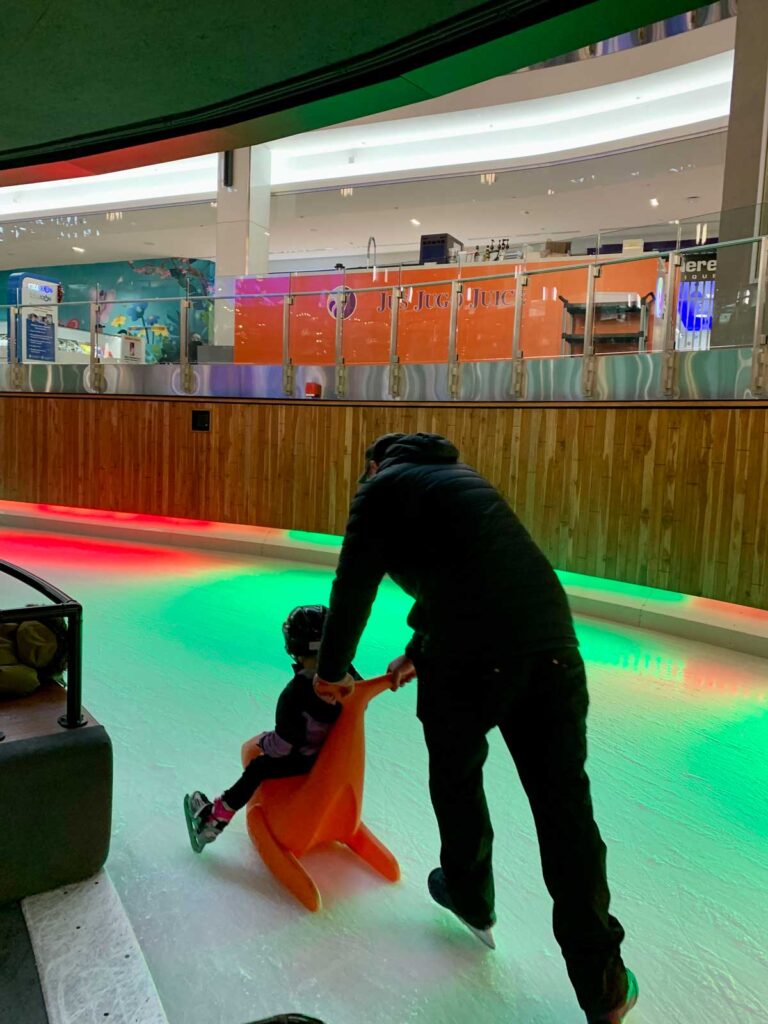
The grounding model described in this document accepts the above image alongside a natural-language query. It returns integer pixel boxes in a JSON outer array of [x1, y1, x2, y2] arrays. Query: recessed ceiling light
[[547, 188, 556, 195], [650, 198, 660, 207], [410, 218, 421, 226], [71, 245, 85, 253]]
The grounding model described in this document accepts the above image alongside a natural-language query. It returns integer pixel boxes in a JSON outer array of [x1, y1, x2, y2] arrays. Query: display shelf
[[562, 332, 645, 345], [559, 292, 654, 354]]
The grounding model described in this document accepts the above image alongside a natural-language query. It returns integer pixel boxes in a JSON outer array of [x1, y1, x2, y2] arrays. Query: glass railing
[[2, 233, 767, 402]]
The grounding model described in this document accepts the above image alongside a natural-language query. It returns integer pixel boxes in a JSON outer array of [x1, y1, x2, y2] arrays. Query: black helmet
[[282, 605, 329, 658]]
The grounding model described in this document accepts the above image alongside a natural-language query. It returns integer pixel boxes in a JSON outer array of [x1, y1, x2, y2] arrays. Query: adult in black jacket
[[316, 432, 635, 1024]]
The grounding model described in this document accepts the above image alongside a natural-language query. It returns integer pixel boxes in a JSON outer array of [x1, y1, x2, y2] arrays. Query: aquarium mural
[[1, 257, 214, 363]]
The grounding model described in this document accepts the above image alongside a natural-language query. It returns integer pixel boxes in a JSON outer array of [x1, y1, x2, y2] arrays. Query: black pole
[[222, 149, 234, 188], [58, 608, 85, 730]]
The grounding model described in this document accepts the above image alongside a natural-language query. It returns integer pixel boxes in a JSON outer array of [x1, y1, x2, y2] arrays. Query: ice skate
[[428, 868, 496, 949], [183, 790, 229, 854], [589, 969, 639, 1023]]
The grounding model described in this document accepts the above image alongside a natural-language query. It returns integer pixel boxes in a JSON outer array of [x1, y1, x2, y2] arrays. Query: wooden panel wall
[[1, 395, 767, 609]]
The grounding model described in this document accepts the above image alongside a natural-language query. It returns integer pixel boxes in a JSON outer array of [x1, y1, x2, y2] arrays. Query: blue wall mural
[[1, 257, 214, 363]]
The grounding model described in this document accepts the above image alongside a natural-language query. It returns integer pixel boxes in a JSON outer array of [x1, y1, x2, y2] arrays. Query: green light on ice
[[288, 530, 344, 548]]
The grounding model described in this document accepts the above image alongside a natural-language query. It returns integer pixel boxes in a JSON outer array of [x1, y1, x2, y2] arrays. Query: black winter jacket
[[317, 434, 577, 683]]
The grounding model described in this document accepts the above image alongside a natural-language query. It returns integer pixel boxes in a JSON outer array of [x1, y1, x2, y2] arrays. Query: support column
[[213, 146, 271, 349], [713, 0, 768, 345]]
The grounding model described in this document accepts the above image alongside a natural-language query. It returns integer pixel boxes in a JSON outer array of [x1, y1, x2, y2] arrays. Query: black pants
[[222, 751, 315, 812], [416, 648, 627, 1019]]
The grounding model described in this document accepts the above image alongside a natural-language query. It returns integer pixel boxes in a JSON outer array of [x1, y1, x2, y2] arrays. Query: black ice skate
[[589, 969, 639, 1023], [428, 867, 496, 949], [183, 790, 229, 854]]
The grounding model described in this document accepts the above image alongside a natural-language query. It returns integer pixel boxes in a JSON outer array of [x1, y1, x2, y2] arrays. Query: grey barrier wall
[[0, 348, 759, 402]]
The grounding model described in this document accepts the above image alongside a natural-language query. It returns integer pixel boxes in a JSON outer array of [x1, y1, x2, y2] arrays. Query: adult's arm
[[405, 632, 424, 663], [317, 483, 388, 683]]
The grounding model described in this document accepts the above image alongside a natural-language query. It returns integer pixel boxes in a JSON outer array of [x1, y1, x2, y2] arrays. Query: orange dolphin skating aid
[[241, 674, 400, 911]]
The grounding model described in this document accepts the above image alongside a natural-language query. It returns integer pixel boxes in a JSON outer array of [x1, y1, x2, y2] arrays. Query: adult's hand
[[387, 654, 416, 691]]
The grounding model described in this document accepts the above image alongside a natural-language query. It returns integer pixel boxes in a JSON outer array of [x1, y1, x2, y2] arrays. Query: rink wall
[[0, 395, 766, 610]]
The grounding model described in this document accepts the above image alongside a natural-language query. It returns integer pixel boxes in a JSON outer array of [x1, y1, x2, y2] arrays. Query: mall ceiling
[[0, 0, 699, 185], [0, 133, 727, 271]]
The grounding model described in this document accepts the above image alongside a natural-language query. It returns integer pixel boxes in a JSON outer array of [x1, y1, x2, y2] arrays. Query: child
[[184, 604, 360, 853]]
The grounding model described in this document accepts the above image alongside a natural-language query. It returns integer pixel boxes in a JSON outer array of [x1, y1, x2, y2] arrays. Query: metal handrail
[[0, 236, 761, 308], [2, 233, 763, 399], [0, 560, 85, 730]]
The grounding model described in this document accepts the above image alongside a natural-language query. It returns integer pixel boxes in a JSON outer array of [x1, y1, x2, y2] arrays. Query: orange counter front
[[235, 259, 659, 365]]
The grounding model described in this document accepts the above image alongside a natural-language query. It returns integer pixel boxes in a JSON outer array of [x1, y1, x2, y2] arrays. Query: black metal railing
[[0, 559, 85, 729]]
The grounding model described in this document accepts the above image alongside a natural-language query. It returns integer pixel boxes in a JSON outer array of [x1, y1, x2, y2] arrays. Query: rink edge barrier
[[1, 502, 767, 662], [22, 870, 169, 1024]]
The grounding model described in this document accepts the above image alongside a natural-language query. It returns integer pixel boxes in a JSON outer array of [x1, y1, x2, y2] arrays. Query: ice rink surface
[[2, 526, 766, 1024]]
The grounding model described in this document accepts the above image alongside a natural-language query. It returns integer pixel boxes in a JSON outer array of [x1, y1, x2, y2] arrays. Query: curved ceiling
[[268, 52, 732, 186], [0, 133, 728, 271], [0, 0, 700, 184], [0, 18, 735, 221]]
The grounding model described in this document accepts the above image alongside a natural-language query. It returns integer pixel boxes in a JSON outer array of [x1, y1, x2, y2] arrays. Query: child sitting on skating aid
[[184, 604, 360, 853]]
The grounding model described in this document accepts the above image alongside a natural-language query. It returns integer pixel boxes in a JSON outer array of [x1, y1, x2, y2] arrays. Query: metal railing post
[[581, 264, 601, 398], [89, 300, 106, 393], [661, 252, 681, 397], [511, 273, 528, 398], [282, 295, 295, 396], [334, 287, 346, 398], [447, 280, 462, 398], [8, 304, 23, 389], [750, 236, 768, 395], [388, 286, 403, 398], [179, 298, 195, 394]]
